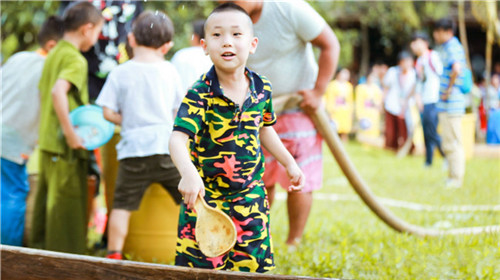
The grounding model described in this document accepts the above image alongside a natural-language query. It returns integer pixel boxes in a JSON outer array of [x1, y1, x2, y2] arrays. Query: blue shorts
[[1, 158, 29, 246]]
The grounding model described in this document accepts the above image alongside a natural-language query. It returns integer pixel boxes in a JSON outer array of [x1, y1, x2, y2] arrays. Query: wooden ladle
[[194, 194, 237, 258]]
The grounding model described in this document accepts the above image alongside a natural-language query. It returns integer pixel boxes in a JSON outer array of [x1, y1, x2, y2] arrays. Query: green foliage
[[1, 0, 59, 62], [270, 142, 500, 279], [332, 28, 359, 69], [142, 1, 216, 60]]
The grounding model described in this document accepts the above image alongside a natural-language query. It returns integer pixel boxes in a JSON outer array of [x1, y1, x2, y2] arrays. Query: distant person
[[485, 74, 500, 112], [234, 0, 340, 247], [171, 19, 212, 92], [355, 71, 383, 140], [29, 2, 104, 254], [407, 31, 446, 167], [1, 16, 63, 246], [96, 10, 183, 260], [324, 68, 354, 141], [433, 18, 469, 188], [382, 51, 416, 151], [170, 3, 304, 271]]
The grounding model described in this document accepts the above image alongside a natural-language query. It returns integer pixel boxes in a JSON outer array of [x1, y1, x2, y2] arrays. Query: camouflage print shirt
[[173, 66, 276, 197]]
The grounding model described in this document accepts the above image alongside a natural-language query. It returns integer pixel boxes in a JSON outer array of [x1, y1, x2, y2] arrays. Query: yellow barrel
[[123, 183, 180, 264], [461, 113, 476, 160]]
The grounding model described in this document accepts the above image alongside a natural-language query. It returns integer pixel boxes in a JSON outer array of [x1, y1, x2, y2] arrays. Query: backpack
[[459, 67, 473, 94]]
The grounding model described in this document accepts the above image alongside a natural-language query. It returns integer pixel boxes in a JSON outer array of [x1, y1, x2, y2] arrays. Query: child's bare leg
[[286, 191, 313, 245], [107, 209, 131, 254], [266, 184, 276, 207]]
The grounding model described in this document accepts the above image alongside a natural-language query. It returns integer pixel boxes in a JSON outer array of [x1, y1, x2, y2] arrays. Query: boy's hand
[[178, 174, 205, 209], [65, 129, 85, 150], [286, 162, 305, 192]]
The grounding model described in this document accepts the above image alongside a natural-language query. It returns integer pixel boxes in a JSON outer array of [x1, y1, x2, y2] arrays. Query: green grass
[[269, 142, 500, 279]]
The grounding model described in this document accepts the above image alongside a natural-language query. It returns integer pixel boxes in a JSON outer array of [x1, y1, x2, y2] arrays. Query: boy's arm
[[169, 131, 205, 208], [102, 106, 122, 125], [51, 79, 85, 149], [260, 126, 305, 191], [443, 62, 461, 100]]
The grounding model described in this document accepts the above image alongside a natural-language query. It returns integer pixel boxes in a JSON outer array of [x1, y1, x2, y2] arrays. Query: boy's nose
[[222, 35, 233, 47]]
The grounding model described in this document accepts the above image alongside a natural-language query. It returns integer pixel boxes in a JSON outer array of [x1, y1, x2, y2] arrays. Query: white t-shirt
[[1, 51, 45, 164], [171, 46, 212, 92], [246, 0, 326, 96], [383, 66, 417, 116], [96, 60, 183, 160], [415, 50, 443, 105]]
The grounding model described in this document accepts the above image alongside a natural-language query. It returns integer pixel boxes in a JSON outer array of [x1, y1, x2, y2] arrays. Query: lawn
[[269, 142, 500, 279]]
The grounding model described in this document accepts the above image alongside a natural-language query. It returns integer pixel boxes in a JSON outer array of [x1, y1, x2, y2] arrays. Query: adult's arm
[[299, 25, 340, 114]]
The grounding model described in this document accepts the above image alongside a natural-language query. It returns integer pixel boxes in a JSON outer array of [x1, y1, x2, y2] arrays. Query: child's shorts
[[263, 111, 323, 192], [113, 154, 182, 211]]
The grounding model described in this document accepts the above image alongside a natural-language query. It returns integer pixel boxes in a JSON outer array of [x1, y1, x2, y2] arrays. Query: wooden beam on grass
[[0, 245, 333, 280]]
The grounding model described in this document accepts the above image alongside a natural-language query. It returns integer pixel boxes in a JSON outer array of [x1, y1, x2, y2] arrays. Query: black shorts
[[113, 154, 182, 211]]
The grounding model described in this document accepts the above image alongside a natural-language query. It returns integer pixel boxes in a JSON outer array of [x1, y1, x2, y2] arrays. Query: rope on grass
[[275, 192, 500, 212], [310, 108, 500, 237]]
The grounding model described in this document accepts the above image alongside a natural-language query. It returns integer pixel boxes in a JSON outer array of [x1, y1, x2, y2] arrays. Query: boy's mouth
[[221, 52, 236, 58]]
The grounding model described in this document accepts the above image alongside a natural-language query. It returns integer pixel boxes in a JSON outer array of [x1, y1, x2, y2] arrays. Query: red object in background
[[479, 99, 487, 132]]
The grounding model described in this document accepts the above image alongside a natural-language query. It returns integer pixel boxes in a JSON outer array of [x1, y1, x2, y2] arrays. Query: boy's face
[[81, 21, 104, 52], [433, 29, 450, 45], [399, 57, 414, 71], [410, 39, 426, 56], [202, 10, 258, 73]]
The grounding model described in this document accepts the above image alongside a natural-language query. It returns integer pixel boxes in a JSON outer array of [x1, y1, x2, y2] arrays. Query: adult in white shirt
[[171, 20, 213, 92], [382, 51, 417, 151], [408, 32, 446, 166], [234, 0, 340, 246]]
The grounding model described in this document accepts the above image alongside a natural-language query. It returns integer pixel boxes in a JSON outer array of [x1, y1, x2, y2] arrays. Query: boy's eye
[[213, 33, 220, 37], [233, 32, 242, 36]]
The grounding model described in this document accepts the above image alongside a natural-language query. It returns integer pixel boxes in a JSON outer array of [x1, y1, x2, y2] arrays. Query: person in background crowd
[[30, 2, 103, 254], [382, 51, 417, 152], [171, 19, 212, 92], [1, 16, 63, 247], [324, 68, 354, 141], [407, 31, 446, 167], [433, 18, 468, 188]]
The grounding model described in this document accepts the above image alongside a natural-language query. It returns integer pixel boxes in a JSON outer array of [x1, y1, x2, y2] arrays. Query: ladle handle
[[194, 193, 206, 214]]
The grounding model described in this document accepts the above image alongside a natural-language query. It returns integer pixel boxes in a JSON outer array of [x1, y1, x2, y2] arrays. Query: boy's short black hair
[[132, 10, 174, 48], [37, 16, 64, 46], [193, 19, 206, 39], [411, 31, 430, 44], [434, 18, 456, 33], [207, 2, 253, 34], [210, 2, 250, 17], [62, 2, 103, 32]]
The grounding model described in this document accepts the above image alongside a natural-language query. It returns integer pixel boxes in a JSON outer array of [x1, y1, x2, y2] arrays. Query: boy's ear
[[160, 41, 174, 55], [249, 37, 258, 55], [127, 33, 137, 48], [201, 39, 208, 55], [80, 22, 94, 36], [43, 39, 58, 52]]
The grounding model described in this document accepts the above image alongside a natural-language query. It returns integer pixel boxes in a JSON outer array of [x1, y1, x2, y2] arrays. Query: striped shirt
[[436, 36, 466, 114]]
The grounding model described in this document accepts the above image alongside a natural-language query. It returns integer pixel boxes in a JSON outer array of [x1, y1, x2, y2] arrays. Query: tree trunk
[[359, 22, 370, 79], [458, 0, 471, 70]]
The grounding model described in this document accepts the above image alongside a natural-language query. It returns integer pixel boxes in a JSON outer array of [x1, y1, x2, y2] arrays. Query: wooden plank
[[0, 245, 334, 280]]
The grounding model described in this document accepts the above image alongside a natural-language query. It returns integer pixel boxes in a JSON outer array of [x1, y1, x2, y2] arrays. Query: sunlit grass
[[270, 142, 500, 279]]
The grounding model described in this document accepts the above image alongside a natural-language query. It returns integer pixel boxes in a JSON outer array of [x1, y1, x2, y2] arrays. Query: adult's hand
[[299, 89, 323, 115]]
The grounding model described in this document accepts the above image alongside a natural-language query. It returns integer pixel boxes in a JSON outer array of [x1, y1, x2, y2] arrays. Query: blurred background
[[2, 1, 499, 82]]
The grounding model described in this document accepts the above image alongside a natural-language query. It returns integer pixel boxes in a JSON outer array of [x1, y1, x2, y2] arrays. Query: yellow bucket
[[123, 183, 180, 264], [461, 113, 475, 160]]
